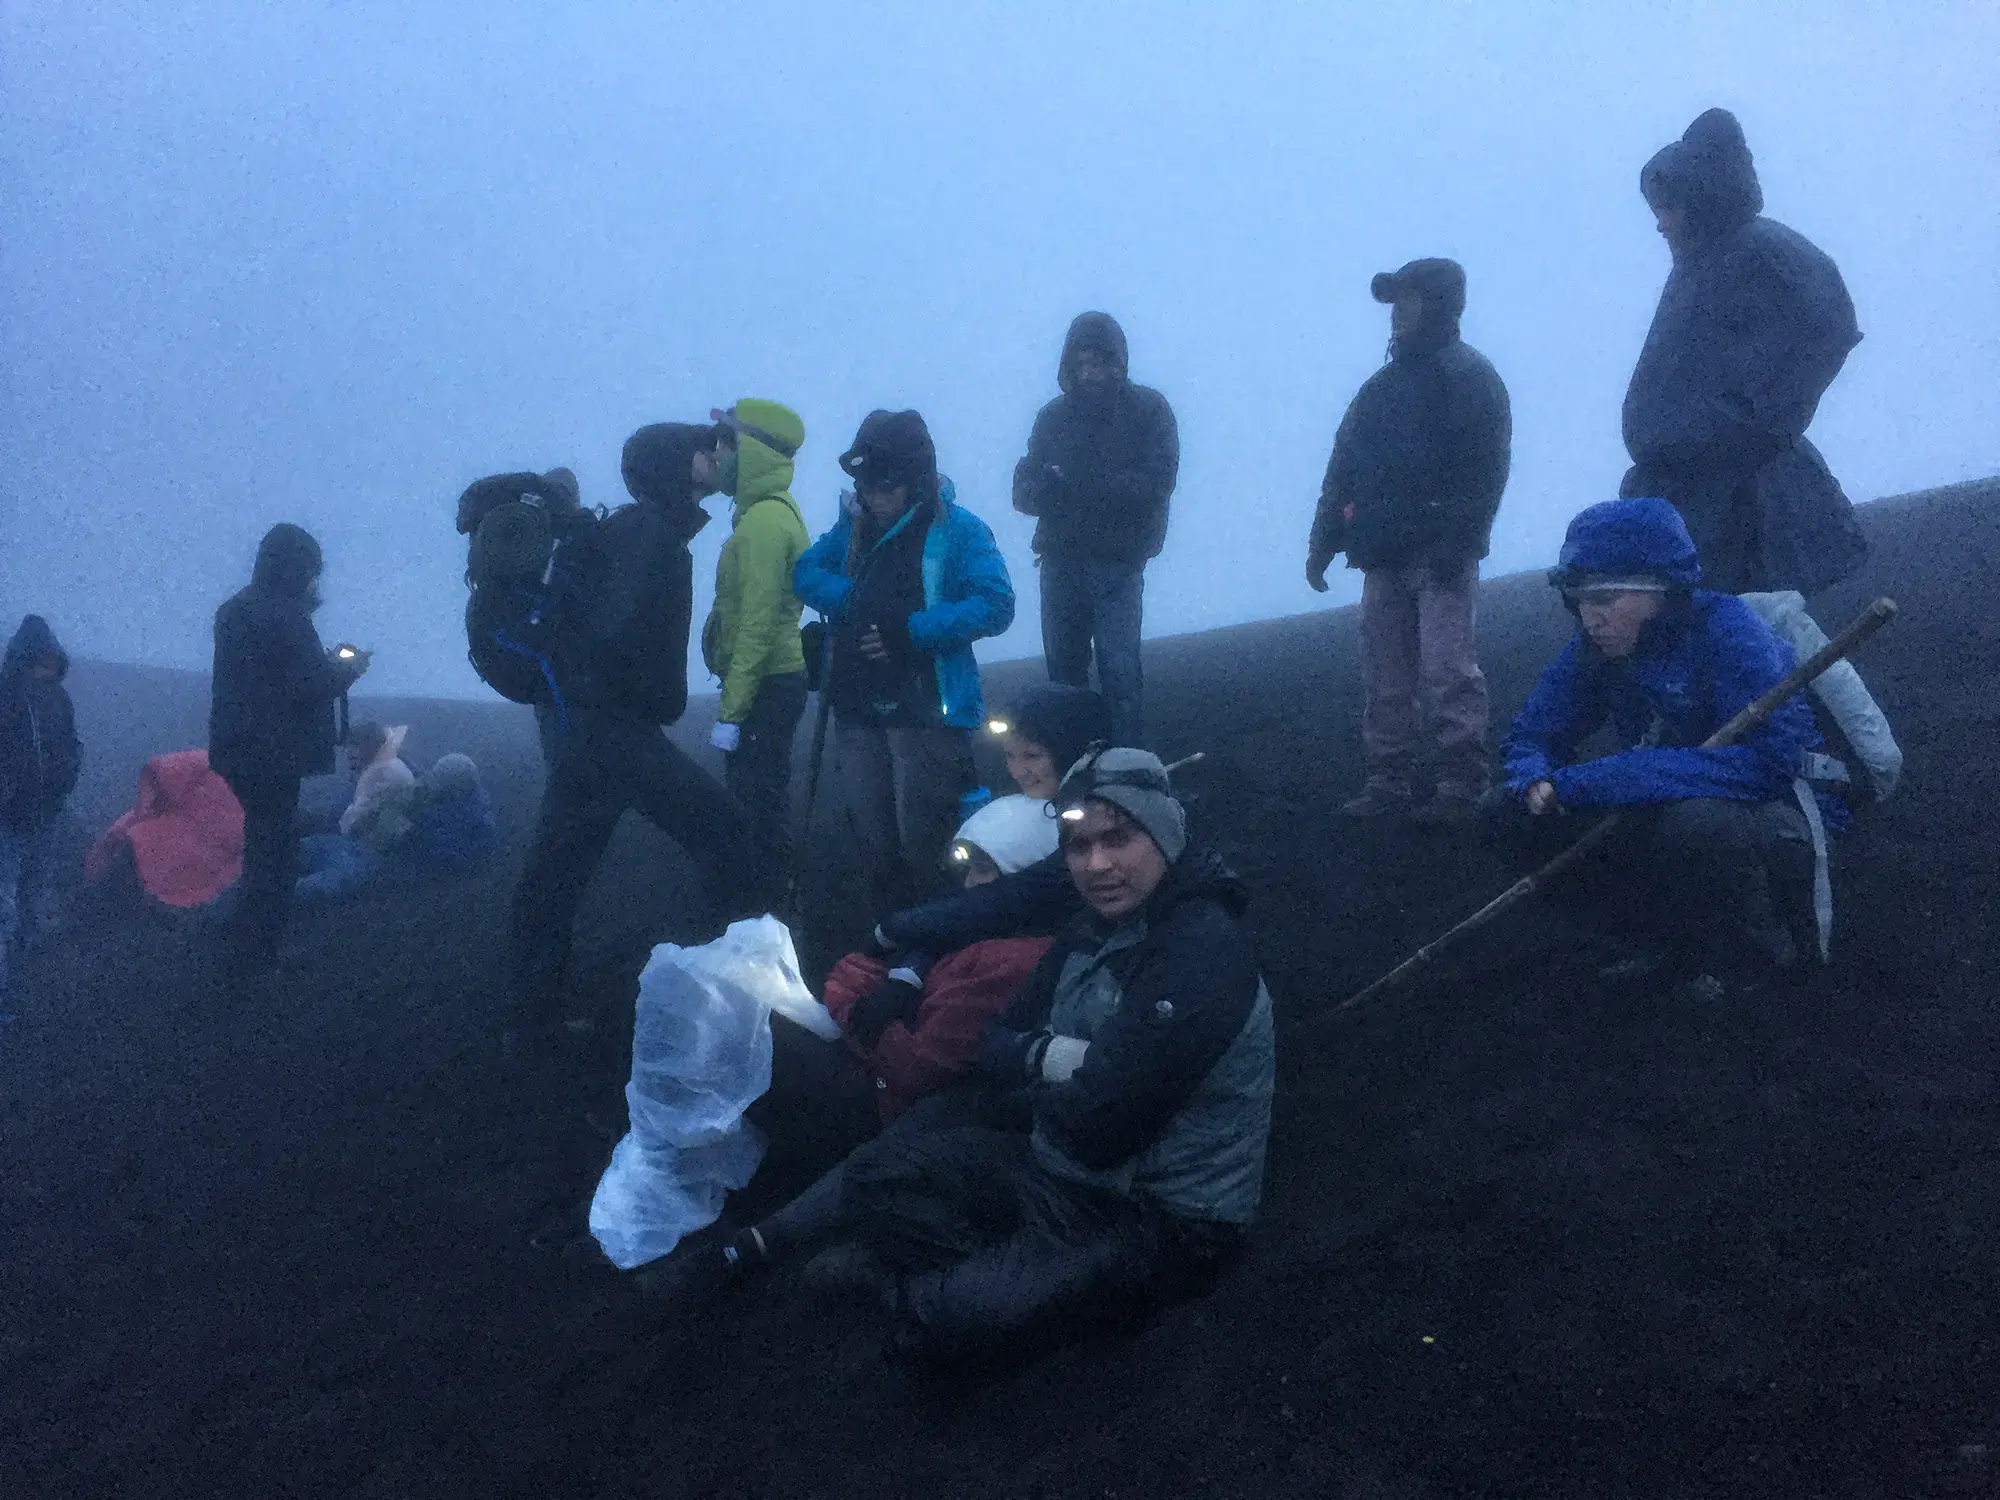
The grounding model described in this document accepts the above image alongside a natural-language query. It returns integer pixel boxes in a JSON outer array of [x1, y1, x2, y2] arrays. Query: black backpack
[[457, 472, 599, 707]]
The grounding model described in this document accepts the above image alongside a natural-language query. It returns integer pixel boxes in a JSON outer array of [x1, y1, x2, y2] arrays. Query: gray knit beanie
[[1055, 747, 1187, 863]]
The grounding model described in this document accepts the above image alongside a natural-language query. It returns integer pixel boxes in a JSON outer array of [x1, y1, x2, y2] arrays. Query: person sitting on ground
[[857, 682, 1113, 964], [402, 753, 498, 872], [667, 750, 1271, 1364], [339, 723, 417, 852], [1489, 495, 1846, 998], [0, 614, 81, 991], [293, 749, 498, 906], [840, 747, 1274, 1367], [650, 795, 1060, 1306]]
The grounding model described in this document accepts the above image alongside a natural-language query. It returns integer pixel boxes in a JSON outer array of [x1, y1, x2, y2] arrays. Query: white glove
[[710, 722, 741, 754], [1041, 1036, 1090, 1084]]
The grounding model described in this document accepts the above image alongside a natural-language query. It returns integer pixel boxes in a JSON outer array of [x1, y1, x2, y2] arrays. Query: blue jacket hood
[[1550, 497, 1702, 591]]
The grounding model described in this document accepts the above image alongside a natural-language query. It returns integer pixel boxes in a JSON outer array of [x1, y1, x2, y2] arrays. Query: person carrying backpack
[[701, 401, 811, 911], [506, 422, 759, 1054]]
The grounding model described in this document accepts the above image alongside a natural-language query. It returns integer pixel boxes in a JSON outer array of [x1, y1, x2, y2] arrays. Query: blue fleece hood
[[1549, 497, 1702, 591]]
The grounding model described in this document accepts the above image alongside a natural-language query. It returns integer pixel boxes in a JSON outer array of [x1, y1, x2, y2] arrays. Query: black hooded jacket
[[979, 847, 1266, 1182], [1621, 108, 1865, 595], [209, 525, 359, 785], [1310, 259, 1512, 573], [0, 616, 80, 832], [1013, 313, 1181, 566], [579, 422, 713, 725]]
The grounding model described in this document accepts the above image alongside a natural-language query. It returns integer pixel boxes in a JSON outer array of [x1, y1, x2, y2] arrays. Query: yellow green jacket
[[705, 399, 809, 723]]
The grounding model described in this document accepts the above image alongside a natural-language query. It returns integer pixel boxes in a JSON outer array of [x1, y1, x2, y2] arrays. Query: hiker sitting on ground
[[652, 795, 1060, 1306], [339, 723, 417, 849], [857, 682, 1114, 964], [665, 750, 1270, 1364], [742, 706, 1091, 1169], [295, 750, 498, 906], [1489, 495, 1848, 998], [845, 748, 1272, 1366]]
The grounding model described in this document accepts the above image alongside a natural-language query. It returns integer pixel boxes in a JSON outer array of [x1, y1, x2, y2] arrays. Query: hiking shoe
[[1340, 781, 1416, 819], [1409, 788, 1483, 827]]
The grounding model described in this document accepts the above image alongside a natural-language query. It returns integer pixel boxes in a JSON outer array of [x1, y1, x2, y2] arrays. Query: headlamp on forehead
[[987, 718, 1011, 737], [950, 842, 972, 862]]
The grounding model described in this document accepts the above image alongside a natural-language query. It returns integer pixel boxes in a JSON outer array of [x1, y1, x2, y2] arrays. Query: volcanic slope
[[2, 478, 1995, 1499]]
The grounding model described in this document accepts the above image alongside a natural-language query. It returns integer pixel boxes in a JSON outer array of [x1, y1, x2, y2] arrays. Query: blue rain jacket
[[793, 479, 1015, 730], [1503, 593, 1844, 819]]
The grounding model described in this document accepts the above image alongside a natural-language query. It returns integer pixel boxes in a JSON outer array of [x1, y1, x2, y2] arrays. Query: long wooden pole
[[1334, 597, 1897, 1014]]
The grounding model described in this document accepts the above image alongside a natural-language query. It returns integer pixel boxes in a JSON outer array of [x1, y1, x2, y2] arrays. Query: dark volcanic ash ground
[[3, 480, 1996, 1499]]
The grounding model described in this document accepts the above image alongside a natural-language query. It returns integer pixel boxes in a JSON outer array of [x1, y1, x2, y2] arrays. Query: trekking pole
[[1165, 752, 1206, 776], [1334, 597, 1897, 1015], [784, 625, 836, 923]]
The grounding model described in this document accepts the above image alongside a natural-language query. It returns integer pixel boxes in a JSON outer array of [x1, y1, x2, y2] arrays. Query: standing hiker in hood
[[1491, 497, 1846, 999], [794, 409, 1016, 914], [509, 422, 758, 1054], [1308, 258, 1513, 823], [209, 525, 370, 978], [701, 401, 812, 908], [1621, 107, 1865, 597], [1012, 313, 1180, 745], [0, 615, 81, 993]]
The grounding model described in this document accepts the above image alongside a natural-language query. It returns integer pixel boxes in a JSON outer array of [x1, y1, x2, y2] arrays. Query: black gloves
[[846, 975, 923, 1048], [978, 1025, 1054, 1088], [872, 612, 915, 663]]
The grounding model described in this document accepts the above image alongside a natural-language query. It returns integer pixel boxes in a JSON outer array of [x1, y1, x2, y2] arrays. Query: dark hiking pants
[[509, 709, 754, 1029], [832, 718, 976, 915], [843, 1125, 1240, 1364], [1040, 554, 1146, 746], [1481, 791, 1814, 980], [724, 671, 808, 914], [223, 772, 301, 970]]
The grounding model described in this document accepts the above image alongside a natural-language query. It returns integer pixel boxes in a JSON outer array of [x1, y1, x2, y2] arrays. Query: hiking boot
[[1409, 786, 1484, 827], [1339, 780, 1416, 819]]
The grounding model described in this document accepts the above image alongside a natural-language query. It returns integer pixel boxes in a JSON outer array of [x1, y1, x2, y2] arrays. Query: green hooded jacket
[[705, 398, 809, 723]]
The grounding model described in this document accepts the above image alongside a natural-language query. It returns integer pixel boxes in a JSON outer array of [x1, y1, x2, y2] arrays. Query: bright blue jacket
[[1503, 590, 1838, 816], [793, 478, 1016, 730]]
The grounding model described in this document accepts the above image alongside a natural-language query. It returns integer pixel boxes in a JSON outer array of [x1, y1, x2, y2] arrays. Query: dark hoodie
[[1621, 108, 1865, 595], [1012, 313, 1181, 565], [575, 422, 714, 725], [209, 525, 358, 785], [1310, 258, 1512, 573], [0, 616, 80, 832], [979, 846, 1274, 1226]]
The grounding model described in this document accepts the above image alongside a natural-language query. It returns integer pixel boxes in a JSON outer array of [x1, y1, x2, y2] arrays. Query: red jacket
[[84, 749, 245, 909], [821, 936, 1051, 1123]]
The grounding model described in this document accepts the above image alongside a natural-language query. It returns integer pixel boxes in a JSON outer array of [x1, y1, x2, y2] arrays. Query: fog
[[3, 1, 1994, 698]]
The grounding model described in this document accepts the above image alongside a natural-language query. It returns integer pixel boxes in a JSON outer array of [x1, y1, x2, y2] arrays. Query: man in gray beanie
[[825, 745, 1276, 1368]]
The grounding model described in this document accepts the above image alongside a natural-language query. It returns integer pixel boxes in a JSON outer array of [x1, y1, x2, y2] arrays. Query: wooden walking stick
[[1335, 597, 1897, 1014]]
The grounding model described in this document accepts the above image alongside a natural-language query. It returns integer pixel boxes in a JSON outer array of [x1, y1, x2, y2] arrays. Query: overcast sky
[[3, 1, 1994, 696]]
